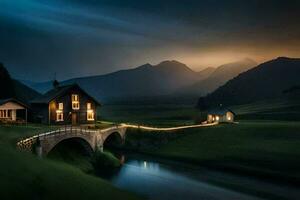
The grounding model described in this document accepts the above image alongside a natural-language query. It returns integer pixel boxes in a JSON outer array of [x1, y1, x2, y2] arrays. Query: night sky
[[1, 0, 300, 81]]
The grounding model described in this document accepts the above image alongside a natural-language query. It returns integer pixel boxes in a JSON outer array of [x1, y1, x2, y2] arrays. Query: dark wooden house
[[31, 84, 100, 125]]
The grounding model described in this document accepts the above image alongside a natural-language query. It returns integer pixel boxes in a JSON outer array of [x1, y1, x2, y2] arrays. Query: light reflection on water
[[101, 154, 262, 200]]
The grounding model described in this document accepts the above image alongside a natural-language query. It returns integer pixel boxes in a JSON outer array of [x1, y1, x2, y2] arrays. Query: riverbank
[[122, 120, 300, 199], [0, 125, 140, 200]]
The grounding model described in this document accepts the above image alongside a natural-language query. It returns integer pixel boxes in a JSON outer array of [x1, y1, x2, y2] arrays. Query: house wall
[[225, 112, 234, 122], [207, 112, 234, 123], [31, 103, 49, 124]]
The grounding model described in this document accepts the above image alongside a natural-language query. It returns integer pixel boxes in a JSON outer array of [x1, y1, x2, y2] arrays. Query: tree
[[195, 97, 209, 123], [197, 97, 208, 111], [0, 63, 15, 99]]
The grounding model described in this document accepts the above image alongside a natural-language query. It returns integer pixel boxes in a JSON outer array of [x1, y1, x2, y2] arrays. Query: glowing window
[[56, 112, 63, 122], [87, 103, 92, 110], [72, 94, 79, 101], [216, 116, 220, 121], [58, 103, 63, 110], [87, 110, 94, 121], [72, 94, 80, 110]]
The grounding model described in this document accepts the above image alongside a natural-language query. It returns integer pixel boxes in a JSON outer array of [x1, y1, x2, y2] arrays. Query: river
[[98, 153, 269, 200]]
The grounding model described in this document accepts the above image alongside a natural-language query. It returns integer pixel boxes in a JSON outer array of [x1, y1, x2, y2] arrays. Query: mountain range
[[22, 59, 256, 102], [201, 57, 300, 107], [180, 58, 257, 95]]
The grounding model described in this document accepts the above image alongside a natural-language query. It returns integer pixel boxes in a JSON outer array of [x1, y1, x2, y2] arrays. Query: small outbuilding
[[0, 98, 28, 123], [207, 108, 235, 123]]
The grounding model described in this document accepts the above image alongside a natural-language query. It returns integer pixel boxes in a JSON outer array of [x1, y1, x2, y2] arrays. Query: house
[[207, 108, 235, 123], [31, 83, 100, 125], [0, 98, 29, 123]]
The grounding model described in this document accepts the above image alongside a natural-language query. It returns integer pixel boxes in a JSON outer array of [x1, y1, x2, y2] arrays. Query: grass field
[[101, 102, 300, 182], [100, 104, 198, 126], [0, 125, 139, 200], [101, 96, 300, 126], [231, 97, 300, 121], [125, 120, 300, 182], [1, 99, 300, 199]]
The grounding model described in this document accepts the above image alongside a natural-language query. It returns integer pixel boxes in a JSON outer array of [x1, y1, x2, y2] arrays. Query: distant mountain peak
[[156, 60, 190, 68], [276, 56, 291, 60], [275, 56, 300, 62], [134, 63, 152, 70], [158, 60, 185, 65], [155, 60, 195, 73]]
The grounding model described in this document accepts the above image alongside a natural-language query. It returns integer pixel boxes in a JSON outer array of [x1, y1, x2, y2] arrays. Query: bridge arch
[[47, 137, 94, 157], [102, 131, 124, 150], [41, 135, 95, 156]]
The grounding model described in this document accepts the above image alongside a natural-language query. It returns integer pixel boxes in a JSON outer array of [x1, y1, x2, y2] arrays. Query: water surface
[[100, 154, 264, 200]]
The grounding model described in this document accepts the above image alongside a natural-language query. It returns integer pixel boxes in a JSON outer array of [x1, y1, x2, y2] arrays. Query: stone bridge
[[17, 125, 127, 157]]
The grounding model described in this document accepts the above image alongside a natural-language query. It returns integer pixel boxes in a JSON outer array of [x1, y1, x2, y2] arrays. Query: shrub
[[91, 151, 121, 170]]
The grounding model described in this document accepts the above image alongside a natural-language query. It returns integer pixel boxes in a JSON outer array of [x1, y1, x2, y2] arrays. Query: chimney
[[53, 79, 59, 89]]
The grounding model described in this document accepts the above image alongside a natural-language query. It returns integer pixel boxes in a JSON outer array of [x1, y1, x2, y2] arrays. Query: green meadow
[[121, 121, 300, 199], [232, 98, 300, 121], [1, 98, 300, 199], [0, 125, 139, 200], [100, 103, 198, 126], [103, 102, 300, 182]]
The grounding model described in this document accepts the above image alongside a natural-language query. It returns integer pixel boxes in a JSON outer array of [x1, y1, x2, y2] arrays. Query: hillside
[[182, 58, 257, 96], [12, 80, 41, 104], [0, 63, 15, 99], [0, 63, 40, 103], [202, 57, 300, 107], [21, 80, 53, 94], [197, 67, 215, 80]]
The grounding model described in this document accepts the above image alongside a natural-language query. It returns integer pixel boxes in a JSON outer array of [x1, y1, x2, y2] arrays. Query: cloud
[[0, 0, 300, 81]]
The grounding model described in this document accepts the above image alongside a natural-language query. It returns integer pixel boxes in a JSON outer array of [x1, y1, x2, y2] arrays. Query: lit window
[[72, 94, 80, 110], [216, 116, 220, 121], [228, 116, 231, 121], [87, 110, 94, 121], [87, 103, 92, 110], [72, 94, 79, 101], [58, 103, 63, 110], [56, 103, 64, 121], [87, 103, 94, 121], [56, 112, 64, 122]]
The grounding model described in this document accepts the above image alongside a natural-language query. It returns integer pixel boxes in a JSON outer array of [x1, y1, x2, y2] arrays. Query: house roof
[[31, 84, 101, 106], [208, 108, 236, 116], [0, 98, 29, 108]]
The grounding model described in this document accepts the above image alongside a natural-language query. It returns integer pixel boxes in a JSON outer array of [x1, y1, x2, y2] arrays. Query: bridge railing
[[16, 125, 123, 151]]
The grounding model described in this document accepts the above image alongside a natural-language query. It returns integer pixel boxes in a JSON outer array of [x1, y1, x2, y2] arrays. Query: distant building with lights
[[31, 83, 100, 125], [207, 108, 235, 123]]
